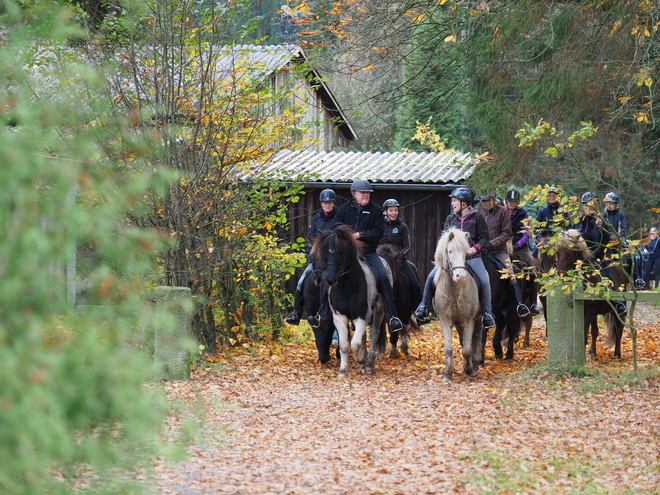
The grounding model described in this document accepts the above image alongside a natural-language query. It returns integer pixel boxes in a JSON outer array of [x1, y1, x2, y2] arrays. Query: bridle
[[443, 246, 467, 274]]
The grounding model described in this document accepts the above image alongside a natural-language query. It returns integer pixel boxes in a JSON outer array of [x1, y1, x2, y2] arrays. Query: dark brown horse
[[549, 230, 627, 358], [377, 244, 422, 358]]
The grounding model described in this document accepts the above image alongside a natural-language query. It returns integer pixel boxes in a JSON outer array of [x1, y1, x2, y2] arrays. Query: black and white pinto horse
[[432, 228, 483, 382], [311, 224, 388, 379], [377, 244, 422, 358]]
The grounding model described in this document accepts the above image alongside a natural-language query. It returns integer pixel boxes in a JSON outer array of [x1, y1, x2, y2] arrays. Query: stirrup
[[615, 302, 627, 318], [389, 317, 403, 333], [635, 279, 646, 290], [516, 304, 531, 318], [414, 307, 431, 324], [529, 304, 540, 316], [482, 313, 495, 329], [307, 314, 321, 329]]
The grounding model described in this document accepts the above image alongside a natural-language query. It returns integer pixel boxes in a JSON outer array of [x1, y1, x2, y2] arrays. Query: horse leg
[[504, 311, 519, 362], [460, 323, 477, 378], [389, 326, 399, 359], [351, 318, 368, 364], [334, 317, 351, 379], [470, 318, 483, 376], [522, 316, 532, 348], [439, 318, 454, 382], [493, 313, 504, 360], [363, 316, 383, 375], [400, 326, 410, 356]]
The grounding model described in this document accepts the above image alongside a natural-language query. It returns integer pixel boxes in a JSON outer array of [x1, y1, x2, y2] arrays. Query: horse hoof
[[337, 372, 348, 379], [495, 353, 503, 360], [362, 366, 374, 375], [504, 358, 514, 363], [442, 375, 451, 383]]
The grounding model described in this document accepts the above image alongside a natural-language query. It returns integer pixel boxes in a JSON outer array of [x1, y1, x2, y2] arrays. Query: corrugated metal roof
[[253, 150, 476, 185], [213, 44, 303, 83]]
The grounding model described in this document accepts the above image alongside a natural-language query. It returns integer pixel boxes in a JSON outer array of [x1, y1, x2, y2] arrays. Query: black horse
[[300, 270, 338, 365], [377, 244, 422, 358], [481, 253, 523, 363]]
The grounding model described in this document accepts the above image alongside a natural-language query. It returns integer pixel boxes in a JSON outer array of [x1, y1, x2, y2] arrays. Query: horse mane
[[435, 227, 470, 266], [310, 223, 364, 262], [557, 229, 590, 259]]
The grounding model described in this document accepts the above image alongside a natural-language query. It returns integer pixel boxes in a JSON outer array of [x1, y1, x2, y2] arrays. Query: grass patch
[[458, 448, 611, 494]]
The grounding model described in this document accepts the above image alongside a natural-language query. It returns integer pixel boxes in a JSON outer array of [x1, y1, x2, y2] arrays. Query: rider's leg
[[414, 267, 437, 324], [307, 283, 329, 329], [286, 264, 313, 325], [364, 251, 403, 332], [515, 248, 540, 315], [496, 252, 531, 318], [467, 257, 495, 329], [402, 259, 423, 307]]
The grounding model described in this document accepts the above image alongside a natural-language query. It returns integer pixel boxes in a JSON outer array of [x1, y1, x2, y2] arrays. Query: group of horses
[[299, 224, 630, 381]]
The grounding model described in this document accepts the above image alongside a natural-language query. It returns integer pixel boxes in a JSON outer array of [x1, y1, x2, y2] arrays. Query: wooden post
[[547, 291, 585, 367], [154, 286, 193, 380]]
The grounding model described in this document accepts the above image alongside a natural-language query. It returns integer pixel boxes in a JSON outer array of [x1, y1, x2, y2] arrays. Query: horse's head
[[435, 228, 471, 282], [311, 224, 363, 287], [554, 229, 590, 274]]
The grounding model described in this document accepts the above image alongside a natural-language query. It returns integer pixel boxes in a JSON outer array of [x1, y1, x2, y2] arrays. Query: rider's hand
[[467, 246, 477, 256]]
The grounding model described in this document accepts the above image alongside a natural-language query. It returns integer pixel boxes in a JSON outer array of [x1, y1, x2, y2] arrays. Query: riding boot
[[511, 282, 531, 318], [414, 267, 436, 324], [285, 288, 304, 325]]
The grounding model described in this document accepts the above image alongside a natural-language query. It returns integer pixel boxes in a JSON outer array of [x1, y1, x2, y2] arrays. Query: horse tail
[[604, 313, 621, 349]]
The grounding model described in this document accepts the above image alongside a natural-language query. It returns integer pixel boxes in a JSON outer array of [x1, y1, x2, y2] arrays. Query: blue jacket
[[306, 207, 337, 253], [602, 209, 627, 240], [535, 202, 569, 238]]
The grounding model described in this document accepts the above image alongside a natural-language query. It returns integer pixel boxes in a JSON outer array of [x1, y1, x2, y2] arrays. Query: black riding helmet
[[505, 189, 521, 202], [604, 191, 619, 204], [581, 191, 597, 204], [382, 198, 400, 210], [319, 188, 336, 202], [449, 187, 473, 206]]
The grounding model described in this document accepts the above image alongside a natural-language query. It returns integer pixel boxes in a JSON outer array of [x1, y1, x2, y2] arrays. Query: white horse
[[433, 228, 483, 382]]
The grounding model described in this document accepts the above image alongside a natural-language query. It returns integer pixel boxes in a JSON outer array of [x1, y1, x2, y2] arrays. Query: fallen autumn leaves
[[154, 302, 660, 494]]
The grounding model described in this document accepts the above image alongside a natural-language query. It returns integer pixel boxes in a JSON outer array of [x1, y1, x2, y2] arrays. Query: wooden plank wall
[[285, 186, 454, 286]]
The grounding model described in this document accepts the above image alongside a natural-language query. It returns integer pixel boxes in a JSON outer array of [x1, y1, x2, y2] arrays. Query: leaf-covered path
[[155, 304, 660, 494]]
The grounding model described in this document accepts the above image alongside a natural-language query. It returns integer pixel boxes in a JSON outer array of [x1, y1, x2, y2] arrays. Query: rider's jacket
[[602, 209, 627, 241], [335, 199, 384, 254], [443, 207, 489, 258], [510, 207, 531, 250], [380, 216, 411, 258], [477, 203, 511, 255], [305, 207, 336, 254], [577, 214, 606, 262], [536, 201, 569, 238]]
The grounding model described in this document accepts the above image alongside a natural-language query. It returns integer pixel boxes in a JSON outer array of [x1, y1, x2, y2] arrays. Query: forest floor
[[154, 302, 660, 495]]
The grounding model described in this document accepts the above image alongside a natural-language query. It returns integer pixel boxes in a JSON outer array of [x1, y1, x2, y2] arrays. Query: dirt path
[[155, 303, 660, 494]]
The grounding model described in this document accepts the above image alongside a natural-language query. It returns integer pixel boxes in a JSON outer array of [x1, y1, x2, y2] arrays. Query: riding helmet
[[580, 191, 597, 204], [505, 189, 521, 202], [319, 188, 336, 202], [382, 198, 400, 210], [478, 190, 497, 202], [604, 191, 619, 203], [449, 187, 473, 205], [350, 179, 374, 192], [548, 186, 560, 194]]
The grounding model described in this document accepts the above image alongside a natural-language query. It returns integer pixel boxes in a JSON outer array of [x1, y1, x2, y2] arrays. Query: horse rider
[[285, 188, 337, 325], [602, 191, 644, 289], [477, 190, 532, 318], [533, 185, 570, 256], [308, 179, 404, 333], [505, 188, 540, 316], [414, 187, 496, 329], [577, 192, 627, 317], [379, 198, 423, 306]]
